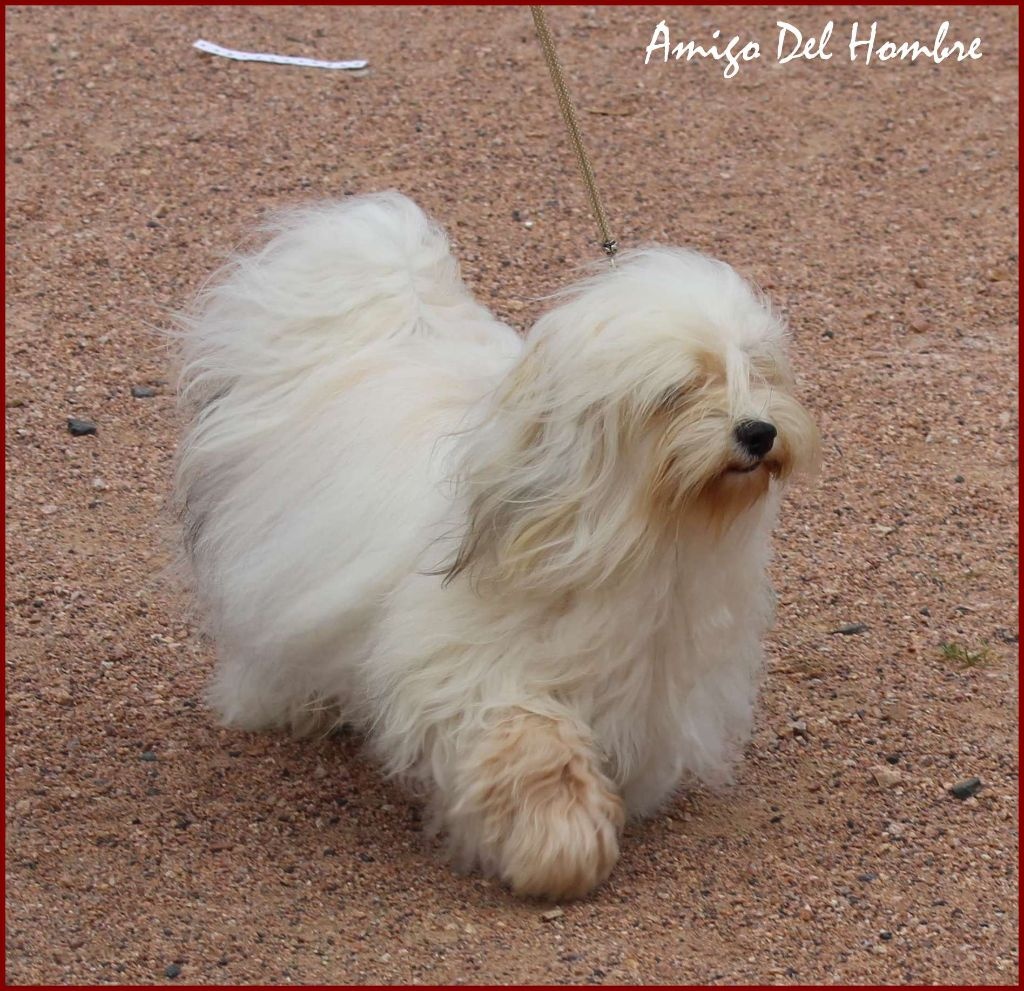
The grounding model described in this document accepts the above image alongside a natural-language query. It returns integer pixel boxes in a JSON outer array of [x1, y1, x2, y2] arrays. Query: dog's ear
[[443, 347, 652, 592], [443, 469, 572, 589]]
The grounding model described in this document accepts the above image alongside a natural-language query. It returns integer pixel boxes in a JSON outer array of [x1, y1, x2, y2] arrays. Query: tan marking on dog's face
[[692, 460, 777, 532]]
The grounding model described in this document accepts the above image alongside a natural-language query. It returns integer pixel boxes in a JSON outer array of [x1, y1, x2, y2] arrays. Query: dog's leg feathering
[[444, 709, 624, 900]]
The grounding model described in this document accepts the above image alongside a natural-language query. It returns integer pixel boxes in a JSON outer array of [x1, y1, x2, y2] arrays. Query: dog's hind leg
[[443, 708, 624, 900]]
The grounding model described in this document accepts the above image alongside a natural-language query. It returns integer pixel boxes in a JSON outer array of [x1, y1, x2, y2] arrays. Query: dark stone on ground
[[949, 777, 982, 800], [831, 623, 868, 635], [67, 417, 97, 436]]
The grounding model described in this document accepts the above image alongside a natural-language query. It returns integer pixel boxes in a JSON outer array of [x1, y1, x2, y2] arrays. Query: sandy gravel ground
[[5, 5, 1019, 985]]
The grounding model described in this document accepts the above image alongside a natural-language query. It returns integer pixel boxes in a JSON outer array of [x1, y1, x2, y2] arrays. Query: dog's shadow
[[187, 721, 425, 873]]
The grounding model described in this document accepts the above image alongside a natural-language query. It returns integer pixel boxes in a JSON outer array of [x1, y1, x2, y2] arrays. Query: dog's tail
[[177, 191, 491, 413]]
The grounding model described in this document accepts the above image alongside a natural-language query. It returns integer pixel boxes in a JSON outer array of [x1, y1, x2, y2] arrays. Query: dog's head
[[449, 248, 819, 590]]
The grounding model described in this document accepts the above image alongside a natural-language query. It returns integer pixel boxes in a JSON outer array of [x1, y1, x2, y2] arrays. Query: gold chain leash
[[530, 5, 618, 261]]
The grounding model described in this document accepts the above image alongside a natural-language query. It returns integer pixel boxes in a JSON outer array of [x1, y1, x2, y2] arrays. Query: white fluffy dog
[[176, 192, 818, 900]]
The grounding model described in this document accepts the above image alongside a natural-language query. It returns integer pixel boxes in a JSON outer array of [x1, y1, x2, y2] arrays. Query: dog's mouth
[[725, 460, 763, 475], [724, 457, 787, 479]]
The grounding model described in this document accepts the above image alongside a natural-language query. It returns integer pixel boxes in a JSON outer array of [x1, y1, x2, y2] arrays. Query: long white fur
[[176, 192, 817, 897]]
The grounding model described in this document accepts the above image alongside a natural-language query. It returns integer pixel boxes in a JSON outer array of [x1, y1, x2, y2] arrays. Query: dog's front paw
[[497, 771, 623, 900], [448, 710, 624, 900]]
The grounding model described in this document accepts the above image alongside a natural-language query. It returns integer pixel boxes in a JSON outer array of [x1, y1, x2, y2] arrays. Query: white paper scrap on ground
[[193, 39, 368, 70]]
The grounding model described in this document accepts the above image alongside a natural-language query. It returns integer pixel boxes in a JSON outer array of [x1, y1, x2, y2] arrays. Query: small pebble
[[164, 963, 181, 979], [950, 777, 983, 800], [131, 385, 156, 398], [140, 751, 157, 762], [67, 417, 97, 436], [540, 908, 564, 921], [871, 765, 903, 788]]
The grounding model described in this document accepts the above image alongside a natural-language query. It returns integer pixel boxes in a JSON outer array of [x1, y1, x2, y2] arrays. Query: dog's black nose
[[734, 420, 777, 459]]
